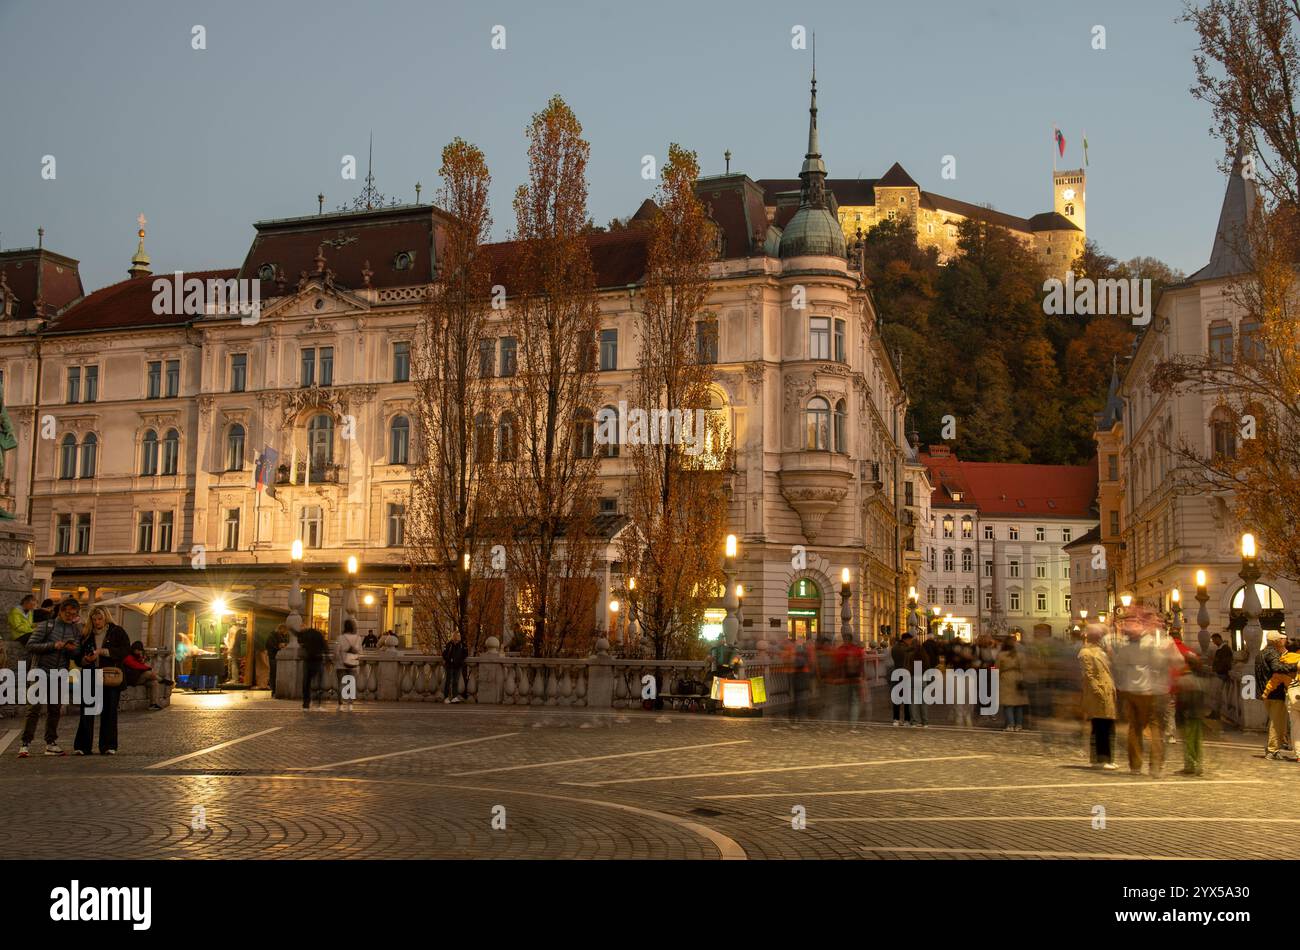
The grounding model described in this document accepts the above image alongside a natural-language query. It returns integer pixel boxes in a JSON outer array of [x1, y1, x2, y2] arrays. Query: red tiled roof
[[876, 162, 919, 189], [920, 451, 1098, 519], [0, 249, 84, 321], [47, 269, 238, 334], [484, 227, 651, 292]]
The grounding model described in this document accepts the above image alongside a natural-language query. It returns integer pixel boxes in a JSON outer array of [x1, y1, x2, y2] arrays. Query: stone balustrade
[[0, 642, 173, 717]]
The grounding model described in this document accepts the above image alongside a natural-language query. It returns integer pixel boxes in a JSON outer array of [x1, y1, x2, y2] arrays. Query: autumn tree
[[407, 138, 494, 653], [617, 144, 730, 662], [497, 96, 603, 657]]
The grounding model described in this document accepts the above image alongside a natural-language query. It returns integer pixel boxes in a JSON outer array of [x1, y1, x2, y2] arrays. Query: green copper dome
[[779, 206, 846, 258]]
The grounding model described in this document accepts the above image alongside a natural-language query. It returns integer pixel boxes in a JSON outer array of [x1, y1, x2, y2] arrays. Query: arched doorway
[[787, 577, 821, 640], [1228, 583, 1286, 651]]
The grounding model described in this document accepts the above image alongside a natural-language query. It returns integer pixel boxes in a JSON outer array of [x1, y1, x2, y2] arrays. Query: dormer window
[[257, 263, 276, 282], [394, 251, 414, 271], [951, 491, 963, 502]]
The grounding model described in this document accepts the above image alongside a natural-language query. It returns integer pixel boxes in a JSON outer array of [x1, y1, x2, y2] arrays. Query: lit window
[[806, 398, 831, 450]]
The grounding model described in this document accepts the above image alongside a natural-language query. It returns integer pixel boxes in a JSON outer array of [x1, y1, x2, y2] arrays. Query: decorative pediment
[[139, 412, 182, 431], [219, 407, 253, 427], [259, 281, 371, 323]]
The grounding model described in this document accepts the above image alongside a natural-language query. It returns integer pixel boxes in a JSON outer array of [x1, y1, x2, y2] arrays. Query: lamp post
[[735, 583, 745, 633], [1169, 588, 1183, 641], [906, 586, 921, 640], [839, 568, 853, 642], [608, 598, 621, 646], [1195, 569, 1211, 656], [722, 534, 740, 648], [929, 604, 940, 638], [1239, 533, 1264, 658], [344, 555, 359, 633], [626, 576, 643, 657], [284, 539, 305, 653]]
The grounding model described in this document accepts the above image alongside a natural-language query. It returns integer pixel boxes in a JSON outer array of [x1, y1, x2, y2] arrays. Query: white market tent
[[96, 583, 257, 678]]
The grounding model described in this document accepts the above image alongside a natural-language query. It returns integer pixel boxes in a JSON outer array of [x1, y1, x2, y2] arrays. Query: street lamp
[[930, 604, 940, 637], [906, 586, 921, 640], [722, 534, 740, 648], [344, 555, 359, 630], [1239, 532, 1264, 656], [1195, 569, 1211, 655], [839, 568, 853, 642], [608, 597, 621, 644], [286, 539, 305, 646], [1170, 587, 1183, 639]]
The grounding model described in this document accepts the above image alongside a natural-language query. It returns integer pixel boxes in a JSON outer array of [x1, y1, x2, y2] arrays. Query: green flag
[[1083, 133, 1089, 166]]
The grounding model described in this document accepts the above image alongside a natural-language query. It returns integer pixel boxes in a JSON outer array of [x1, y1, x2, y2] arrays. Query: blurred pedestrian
[[335, 618, 362, 711], [1256, 631, 1295, 760], [950, 639, 977, 727], [779, 635, 812, 719], [834, 632, 866, 724], [1114, 606, 1180, 778], [1079, 624, 1118, 769], [1209, 633, 1232, 720], [442, 632, 468, 703], [889, 633, 913, 726], [298, 627, 327, 710], [1177, 654, 1211, 776], [265, 624, 287, 694], [997, 638, 1029, 732]]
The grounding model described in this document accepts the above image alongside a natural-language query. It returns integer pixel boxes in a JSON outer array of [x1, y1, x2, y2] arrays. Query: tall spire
[[128, 213, 152, 278], [799, 42, 828, 209]]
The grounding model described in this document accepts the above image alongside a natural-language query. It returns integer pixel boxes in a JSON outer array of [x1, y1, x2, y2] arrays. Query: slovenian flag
[[255, 447, 279, 494], [1054, 127, 1066, 158], [1083, 132, 1089, 166]]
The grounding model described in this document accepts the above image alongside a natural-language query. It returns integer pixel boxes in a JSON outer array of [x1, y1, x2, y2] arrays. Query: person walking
[[298, 627, 327, 710], [910, 633, 936, 728], [17, 597, 81, 757], [889, 633, 914, 726], [1209, 633, 1233, 720], [334, 619, 363, 711], [1178, 654, 1212, 775], [834, 633, 866, 724], [950, 639, 978, 727], [1079, 625, 1118, 769], [1114, 606, 1181, 778], [779, 635, 812, 720], [997, 638, 1030, 732], [1256, 631, 1295, 760], [265, 625, 287, 695], [73, 606, 130, 756], [442, 632, 468, 703]]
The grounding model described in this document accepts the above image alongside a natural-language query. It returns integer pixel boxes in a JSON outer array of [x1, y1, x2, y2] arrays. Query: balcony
[[276, 461, 342, 485], [779, 450, 854, 542]]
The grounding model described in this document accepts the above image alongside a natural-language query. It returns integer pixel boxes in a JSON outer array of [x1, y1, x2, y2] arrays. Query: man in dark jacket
[[18, 598, 82, 756], [298, 627, 327, 710], [889, 634, 914, 726], [1257, 632, 1295, 759], [442, 633, 469, 703], [1209, 633, 1233, 720]]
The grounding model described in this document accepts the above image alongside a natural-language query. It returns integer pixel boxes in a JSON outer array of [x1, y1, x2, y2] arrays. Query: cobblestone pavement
[[1, 691, 1291, 860]]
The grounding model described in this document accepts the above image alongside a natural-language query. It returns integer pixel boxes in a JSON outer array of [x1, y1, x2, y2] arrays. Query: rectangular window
[[833, 319, 846, 362], [599, 328, 618, 371], [962, 587, 974, 606], [479, 338, 496, 378], [56, 514, 72, 555], [223, 508, 240, 551], [300, 348, 315, 387], [1036, 592, 1048, 612], [1009, 591, 1021, 611], [983, 559, 993, 578], [984, 591, 994, 611], [696, 320, 718, 365], [1062, 526, 1072, 543], [1009, 525, 1020, 540], [387, 503, 405, 547], [1063, 562, 1070, 579], [809, 317, 831, 360], [1208, 322, 1234, 363], [1035, 526, 1045, 542], [67, 367, 81, 404], [961, 518, 973, 539], [165, 359, 180, 398], [1107, 454, 1118, 480], [393, 342, 410, 383], [319, 347, 333, 386], [983, 524, 994, 540], [75, 513, 91, 554], [137, 512, 154, 553], [943, 550, 954, 572], [300, 505, 323, 549], [84, 366, 98, 403], [499, 337, 517, 377], [904, 482, 914, 507], [1064, 593, 1072, 614], [944, 588, 955, 605], [231, 353, 247, 393], [147, 361, 162, 399], [1035, 560, 1047, 579], [1009, 559, 1020, 578], [158, 511, 174, 552], [1109, 511, 1120, 535], [962, 550, 973, 572]]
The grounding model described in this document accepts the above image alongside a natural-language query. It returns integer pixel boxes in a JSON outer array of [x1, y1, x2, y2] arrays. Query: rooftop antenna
[[415, 181, 422, 203], [318, 193, 324, 214], [366, 132, 374, 209], [724, 150, 731, 174], [37, 227, 44, 250]]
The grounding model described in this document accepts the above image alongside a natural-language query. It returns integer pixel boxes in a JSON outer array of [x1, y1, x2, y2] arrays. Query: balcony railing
[[276, 462, 341, 485]]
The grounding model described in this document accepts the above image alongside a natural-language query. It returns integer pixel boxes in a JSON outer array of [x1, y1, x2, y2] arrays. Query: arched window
[[79, 433, 97, 479], [60, 434, 77, 480], [805, 397, 831, 450], [140, 430, 158, 476], [1210, 407, 1237, 460], [389, 416, 409, 465], [162, 428, 180, 475], [226, 424, 245, 472], [597, 405, 620, 458], [575, 408, 595, 459], [474, 413, 494, 463], [308, 414, 334, 471], [497, 412, 516, 463], [833, 399, 847, 453]]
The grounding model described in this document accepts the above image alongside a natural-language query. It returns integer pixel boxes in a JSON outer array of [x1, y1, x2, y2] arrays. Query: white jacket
[[336, 632, 363, 668]]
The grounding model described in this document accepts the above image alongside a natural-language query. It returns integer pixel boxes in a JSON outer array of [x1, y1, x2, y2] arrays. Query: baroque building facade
[[0, 73, 909, 658]]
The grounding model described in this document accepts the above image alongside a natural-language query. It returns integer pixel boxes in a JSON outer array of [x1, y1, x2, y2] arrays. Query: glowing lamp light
[[735, 583, 744, 599], [1195, 569, 1207, 589], [908, 586, 917, 602], [1080, 609, 1088, 620], [462, 552, 471, 571], [1171, 588, 1181, 604], [841, 567, 851, 587], [609, 599, 620, 614], [347, 555, 358, 576], [291, 539, 303, 562], [1098, 612, 1107, 623], [721, 680, 752, 709], [1242, 533, 1256, 559], [362, 593, 375, 607], [211, 597, 227, 616], [628, 577, 636, 592], [931, 605, 941, 616], [1120, 593, 1133, 608], [724, 535, 737, 559]]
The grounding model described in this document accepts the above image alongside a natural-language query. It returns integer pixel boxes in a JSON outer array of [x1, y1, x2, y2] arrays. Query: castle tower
[[1053, 168, 1086, 236]]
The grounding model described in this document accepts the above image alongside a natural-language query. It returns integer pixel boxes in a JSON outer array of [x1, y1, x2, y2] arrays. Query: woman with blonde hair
[[74, 606, 131, 755]]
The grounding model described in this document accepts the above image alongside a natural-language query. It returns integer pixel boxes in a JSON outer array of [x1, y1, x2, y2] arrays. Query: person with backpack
[[298, 627, 327, 710], [442, 632, 469, 703], [335, 619, 363, 711], [17, 597, 82, 757], [834, 632, 866, 724]]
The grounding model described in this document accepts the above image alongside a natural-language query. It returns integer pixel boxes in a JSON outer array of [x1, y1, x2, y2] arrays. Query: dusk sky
[[3, 0, 1233, 293]]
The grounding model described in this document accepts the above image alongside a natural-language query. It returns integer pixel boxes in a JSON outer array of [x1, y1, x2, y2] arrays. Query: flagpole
[[1052, 125, 1057, 172]]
